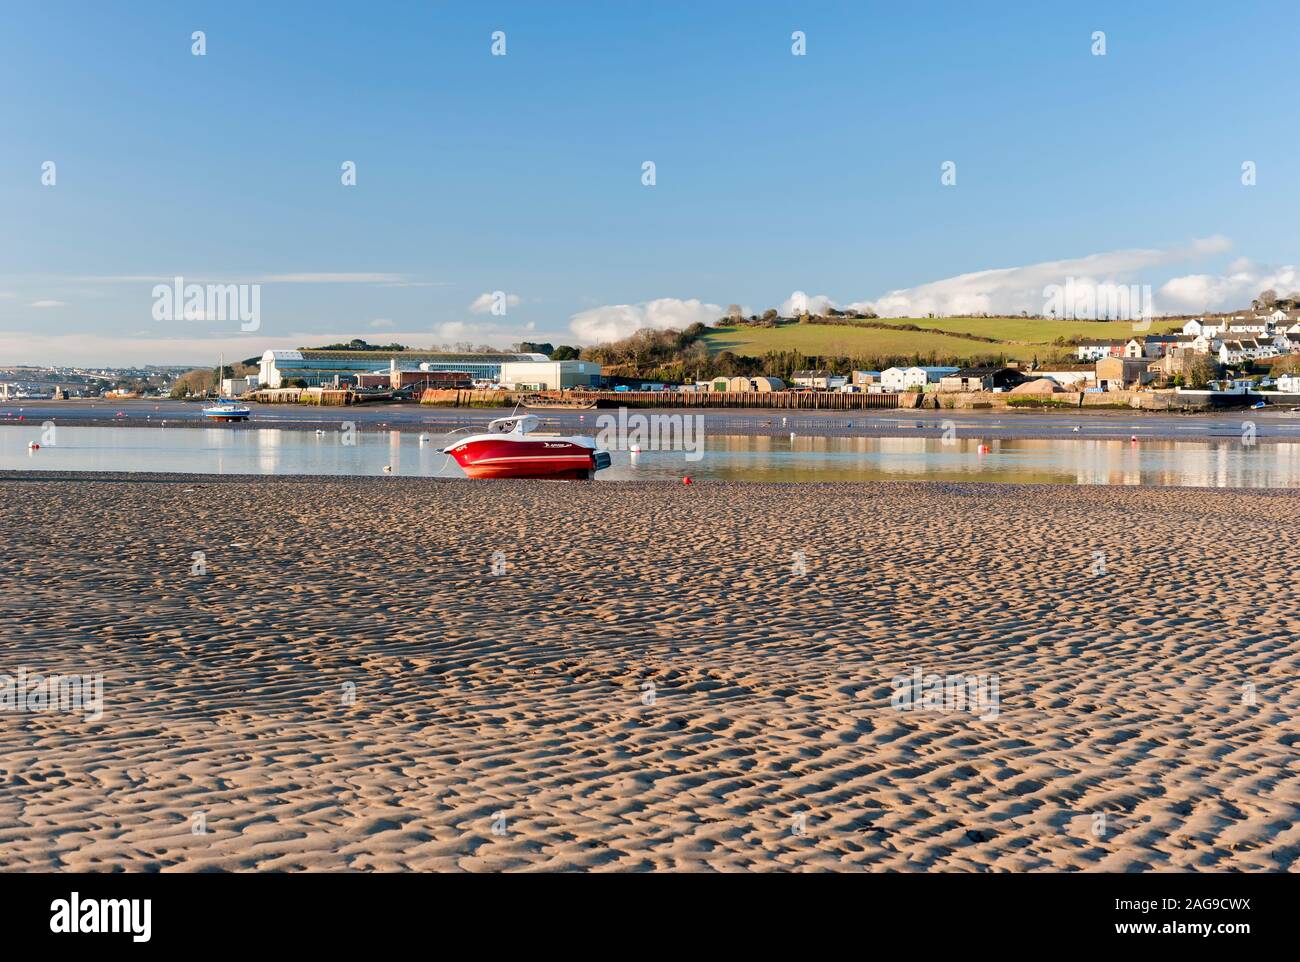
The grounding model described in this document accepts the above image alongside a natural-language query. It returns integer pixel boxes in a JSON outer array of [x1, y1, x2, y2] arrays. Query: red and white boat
[[442, 414, 611, 479]]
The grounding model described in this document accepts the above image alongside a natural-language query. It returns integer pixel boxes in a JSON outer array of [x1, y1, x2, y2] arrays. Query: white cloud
[[1159, 261, 1300, 313], [30, 299, 67, 308], [368, 318, 395, 330], [434, 321, 475, 341], [859, 237, 1232, 317], [469, 292, 522, 314], [569, 297, 722, 343], [780, 291, 838, 315]]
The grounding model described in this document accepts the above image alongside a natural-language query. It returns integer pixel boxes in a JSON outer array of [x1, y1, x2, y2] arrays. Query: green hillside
[[703, 316, 1185, 363]]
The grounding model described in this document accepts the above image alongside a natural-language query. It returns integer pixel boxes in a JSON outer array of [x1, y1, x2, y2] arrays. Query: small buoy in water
[[682, 476, 692, 485], [978, 444, 991, 454], [1130, 435, 1138, 443], [27, 442, 39, 450], [790, 432, 796, 440], [418, 434, 430, 443], [630, 444, 641, 454], [383, 465, 393, 473], [315, 429, 325, 436]]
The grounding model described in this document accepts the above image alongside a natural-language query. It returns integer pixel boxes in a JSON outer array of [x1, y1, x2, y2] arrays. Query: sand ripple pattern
[[1, 474, 1298, 871]]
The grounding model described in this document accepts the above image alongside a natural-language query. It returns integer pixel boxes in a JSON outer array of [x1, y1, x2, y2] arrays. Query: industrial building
[[497, 360, 602, 391], [220, 376, 257, 396], [258, 349, 547, 388], [938, 367, 1025, 392], [706, 375, 786, 392]]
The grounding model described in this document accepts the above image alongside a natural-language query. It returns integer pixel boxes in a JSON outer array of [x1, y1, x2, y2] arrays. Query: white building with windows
[[498, 360, 602, 390], [879, 366, 959, 391], [1219, 339, 1279, 365]]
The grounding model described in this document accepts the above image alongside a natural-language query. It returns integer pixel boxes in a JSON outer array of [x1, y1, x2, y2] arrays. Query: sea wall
[[931, 390, 1216, 411]]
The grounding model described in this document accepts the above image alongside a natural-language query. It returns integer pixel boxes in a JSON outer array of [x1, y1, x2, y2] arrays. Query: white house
[[1075, 339, 1125, 361], [1219, 339, 1279, 365], [1191, 334, 1219, 354], [1224, 317, 1270, 336], [1277, 373, 1300, 393], [792, 369, 832, 389], [1273, 333, 1300, 354], [879, 366, 959, 391], [1184, 318, 1227, 338]]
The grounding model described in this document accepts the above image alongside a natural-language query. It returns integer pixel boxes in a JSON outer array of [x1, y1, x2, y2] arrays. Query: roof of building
[[952, 366, 1020, 377], [793, 369, 834, 378]]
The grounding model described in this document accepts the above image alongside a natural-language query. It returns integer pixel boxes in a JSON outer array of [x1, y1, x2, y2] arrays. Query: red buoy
[[682, 476, 692, 485]]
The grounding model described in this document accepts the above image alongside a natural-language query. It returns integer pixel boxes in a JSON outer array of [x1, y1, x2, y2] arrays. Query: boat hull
[[447, 437, 603, 479]]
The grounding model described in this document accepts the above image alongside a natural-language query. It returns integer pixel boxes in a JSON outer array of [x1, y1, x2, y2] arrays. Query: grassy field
[[703, 316, 1185, 362], [704, 325, 1000, 359]]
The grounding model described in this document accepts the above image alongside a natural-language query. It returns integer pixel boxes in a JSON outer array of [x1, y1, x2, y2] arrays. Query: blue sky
[[2, 0, 1297, 364]]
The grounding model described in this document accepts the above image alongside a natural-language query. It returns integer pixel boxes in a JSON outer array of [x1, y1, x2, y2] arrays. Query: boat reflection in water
[[3, 426, 1300, 487]]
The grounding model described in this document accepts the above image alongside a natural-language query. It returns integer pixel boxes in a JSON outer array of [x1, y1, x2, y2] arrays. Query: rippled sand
[[1, 473, 1297, 871]]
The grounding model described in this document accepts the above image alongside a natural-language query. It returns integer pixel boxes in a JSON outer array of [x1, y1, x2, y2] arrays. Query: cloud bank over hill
[[779, 237, 1240, 320], [568, 298, 722, 343], [564, 237, 1290, 346]]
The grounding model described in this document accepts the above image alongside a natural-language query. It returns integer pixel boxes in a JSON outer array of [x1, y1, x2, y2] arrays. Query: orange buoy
[[28, 442, 39, 450]]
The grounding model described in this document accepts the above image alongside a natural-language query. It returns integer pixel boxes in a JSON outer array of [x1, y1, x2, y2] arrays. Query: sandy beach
[[2, 473, 1298, 871]]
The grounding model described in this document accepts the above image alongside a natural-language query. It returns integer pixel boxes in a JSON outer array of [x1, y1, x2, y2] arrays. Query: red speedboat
[[442, 414, 611, 479]]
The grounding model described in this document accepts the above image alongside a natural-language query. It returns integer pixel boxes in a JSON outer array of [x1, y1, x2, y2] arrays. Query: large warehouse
[[497, 360, 602, 391], [258, 349, 547, 388]]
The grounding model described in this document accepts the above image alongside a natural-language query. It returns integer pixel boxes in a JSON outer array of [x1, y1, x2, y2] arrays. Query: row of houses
[[1075, 313, 1300, 365], [707, 367, 1020, 394]]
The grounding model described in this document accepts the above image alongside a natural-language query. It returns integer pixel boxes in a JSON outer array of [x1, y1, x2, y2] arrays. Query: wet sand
[[1, 473, 1297, 871]]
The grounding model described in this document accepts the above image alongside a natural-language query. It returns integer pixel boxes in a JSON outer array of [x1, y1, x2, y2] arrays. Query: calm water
[[4, 424, 1300, 487]]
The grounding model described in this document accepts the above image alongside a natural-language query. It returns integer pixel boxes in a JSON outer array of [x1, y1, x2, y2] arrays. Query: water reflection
[[2, 425, 1299, 488]]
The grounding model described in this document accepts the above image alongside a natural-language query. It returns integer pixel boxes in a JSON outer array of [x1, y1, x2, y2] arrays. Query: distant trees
[[169, 368, 216, 398], [549, 345, 580, 360], [516, 341, 555, 356], [301, 338, 410, 352]]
